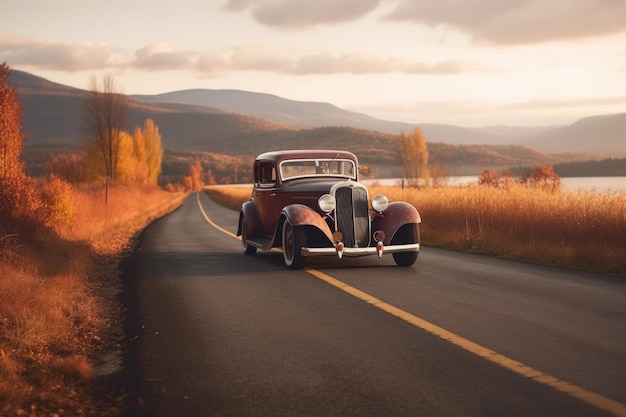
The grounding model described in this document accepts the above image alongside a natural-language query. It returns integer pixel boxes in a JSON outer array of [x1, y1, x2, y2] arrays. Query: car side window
[[258, 162, 276, 187]]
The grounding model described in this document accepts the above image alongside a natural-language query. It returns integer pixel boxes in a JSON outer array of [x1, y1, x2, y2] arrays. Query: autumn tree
[[0, 62, 25, 180], [478, 169, 500, 187], [142, 118, 163, 185], [114, 130, 138, 183], [397, 127, 429, 187], [84, 75, 128, 200], [520, 165, 561, 192], [116, 119, 163, 185], [0, 62, 42, 235], [189, 161, 204, 191], [79, 118, 163, 186]]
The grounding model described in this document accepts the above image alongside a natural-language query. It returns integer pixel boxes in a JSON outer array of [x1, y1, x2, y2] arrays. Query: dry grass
[[207, 183, 626, 275], [370, 183, 626, 274], [53, 184, 187, 255], [204, 185, 252, 211], [0, 184, 186, 416]]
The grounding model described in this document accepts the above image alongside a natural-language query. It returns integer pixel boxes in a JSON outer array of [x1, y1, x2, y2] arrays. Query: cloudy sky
[[2, 0, 626, 126]]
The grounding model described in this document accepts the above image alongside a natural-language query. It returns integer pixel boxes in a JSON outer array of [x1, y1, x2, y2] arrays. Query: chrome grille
[[334, 185, 370, 247]]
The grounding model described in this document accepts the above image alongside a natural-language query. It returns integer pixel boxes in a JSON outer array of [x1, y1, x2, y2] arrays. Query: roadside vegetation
[[205, 175, 626, 276], [1, 184, 184, 416], [1, 63, 186, 416]]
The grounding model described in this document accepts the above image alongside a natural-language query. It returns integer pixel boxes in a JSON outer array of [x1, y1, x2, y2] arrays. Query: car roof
[[255, 150, 358, 163]]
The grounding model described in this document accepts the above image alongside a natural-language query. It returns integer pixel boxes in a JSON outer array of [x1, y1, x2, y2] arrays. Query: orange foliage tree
[[189, 161, 205, 191], [142, 118, 163, 185], [478, 169, 501, 187], [520, 165, 561, 192], [0, 63, 43, 236], [108, 119, 163, 185], [0, 62, 25, 180], [62, 118, 163, 186], [397, 127, 429, 187]]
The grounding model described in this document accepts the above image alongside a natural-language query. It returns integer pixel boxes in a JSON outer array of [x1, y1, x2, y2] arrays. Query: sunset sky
[[2, 0, 626, 126]]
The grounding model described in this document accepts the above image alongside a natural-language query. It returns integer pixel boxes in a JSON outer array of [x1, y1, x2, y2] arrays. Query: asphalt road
[[127, 192, 626, 417]]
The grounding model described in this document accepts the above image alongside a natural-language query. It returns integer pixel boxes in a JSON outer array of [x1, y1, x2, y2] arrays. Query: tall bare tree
[[84, 75, 128, 184]]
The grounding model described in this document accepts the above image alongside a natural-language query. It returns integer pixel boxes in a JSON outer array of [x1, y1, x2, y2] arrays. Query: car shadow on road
[[133, 250, 288, 277], [136, 249, 402, 280]]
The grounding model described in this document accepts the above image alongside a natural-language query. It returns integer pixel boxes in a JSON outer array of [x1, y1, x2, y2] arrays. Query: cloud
[[383, 0, 626, 44], [134, 44, 192, 70], [222, 0, 380, 28], [0, 34, 120, 70], [1, 34, 477, 77], [291, 53, 474, 75], [192, 47, 475, 76]]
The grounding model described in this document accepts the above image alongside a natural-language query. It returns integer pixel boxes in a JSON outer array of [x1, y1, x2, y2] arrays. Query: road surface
[[125, 192, 626, 417]]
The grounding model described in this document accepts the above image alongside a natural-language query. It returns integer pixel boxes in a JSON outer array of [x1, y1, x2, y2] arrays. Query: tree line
[[44, 73, 205, 194], [397, 126, 562, 190]]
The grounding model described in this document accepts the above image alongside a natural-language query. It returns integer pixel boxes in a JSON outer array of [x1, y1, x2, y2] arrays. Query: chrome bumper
[[301, 243, 419, 258]]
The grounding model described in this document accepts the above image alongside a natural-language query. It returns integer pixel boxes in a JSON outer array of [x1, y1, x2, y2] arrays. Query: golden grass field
[[0, 185, 185, 416], [205, 183, 626, 275]]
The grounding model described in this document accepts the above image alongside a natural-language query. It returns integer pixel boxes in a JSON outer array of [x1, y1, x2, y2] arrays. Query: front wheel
[[282, 221, 307, 269], [392, 251, 418, 267], [391, 223, 420, 267]]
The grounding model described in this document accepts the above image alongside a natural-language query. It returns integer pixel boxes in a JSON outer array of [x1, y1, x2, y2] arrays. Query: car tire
[[241, 217, 257, 255], [282, 220, 307, 269], [391, 224, 419, 267]]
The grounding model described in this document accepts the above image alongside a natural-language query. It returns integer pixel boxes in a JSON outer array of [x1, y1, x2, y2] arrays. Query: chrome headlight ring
[[372, 194, 389, 213], [318, 193, 336, 213]]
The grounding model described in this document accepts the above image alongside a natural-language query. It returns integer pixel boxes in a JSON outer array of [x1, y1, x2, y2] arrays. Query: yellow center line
[[197, 193, 626, 417], [196, 192, 239, 239], [305, 268, 626, 417]]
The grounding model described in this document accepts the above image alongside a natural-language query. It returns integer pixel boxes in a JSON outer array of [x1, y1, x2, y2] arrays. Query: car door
[[252, 160, 280, 237]]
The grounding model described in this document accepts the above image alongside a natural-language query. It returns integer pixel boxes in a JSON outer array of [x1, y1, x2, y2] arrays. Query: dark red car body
[[237, 150, 421, 269]]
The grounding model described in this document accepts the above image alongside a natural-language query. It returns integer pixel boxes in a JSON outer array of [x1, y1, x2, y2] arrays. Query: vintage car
[[237, 150, 421, 269]]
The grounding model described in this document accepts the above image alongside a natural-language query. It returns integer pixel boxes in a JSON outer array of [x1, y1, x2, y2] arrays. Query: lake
[[364, 176, 626, 193]]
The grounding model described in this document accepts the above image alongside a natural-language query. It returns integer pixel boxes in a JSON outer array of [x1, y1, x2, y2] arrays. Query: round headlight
[[318, 194, 336, 213], [372, 194, 389, 212]]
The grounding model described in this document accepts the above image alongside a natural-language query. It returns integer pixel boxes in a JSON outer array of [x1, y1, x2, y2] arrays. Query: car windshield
[[280, 158, 356, 181]]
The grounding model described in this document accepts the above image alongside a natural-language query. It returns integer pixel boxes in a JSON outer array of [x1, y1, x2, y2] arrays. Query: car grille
[[335, 185, 370, 247]]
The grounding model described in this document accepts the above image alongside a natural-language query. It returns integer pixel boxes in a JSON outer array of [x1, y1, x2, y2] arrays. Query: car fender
[[372, 202, 421, 244], [238, 200, 260, 238], [281, 204, 334, 242]]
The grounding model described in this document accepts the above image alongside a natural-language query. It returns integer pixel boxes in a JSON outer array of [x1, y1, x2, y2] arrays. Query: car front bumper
[[301, 242, 419, 258]]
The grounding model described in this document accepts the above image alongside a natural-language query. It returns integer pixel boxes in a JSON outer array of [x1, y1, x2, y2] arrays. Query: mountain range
[[8, 69, 626, 176], [133, 88, 625, 155]]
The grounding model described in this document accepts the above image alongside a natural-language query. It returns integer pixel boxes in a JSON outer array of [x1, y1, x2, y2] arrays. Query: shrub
[[45, 153, 86, 184], [0, 174, 44, 239], [40, 175, 76, 225]]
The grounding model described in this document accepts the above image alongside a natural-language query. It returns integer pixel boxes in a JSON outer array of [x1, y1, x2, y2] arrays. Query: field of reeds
[[205, 183, 626, 275], [0, 184, 185, 416]]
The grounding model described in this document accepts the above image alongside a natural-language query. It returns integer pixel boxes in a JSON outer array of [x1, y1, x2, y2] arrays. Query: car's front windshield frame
[[279, 158, 357, 181]]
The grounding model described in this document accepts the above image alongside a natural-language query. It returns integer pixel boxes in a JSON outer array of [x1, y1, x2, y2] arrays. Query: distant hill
[[9, 70, 292, 148], [133, 89, 625, 155], [133, 89, 525, 145], [8, 69, 616, 177], [522, 113, 626, 156]]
